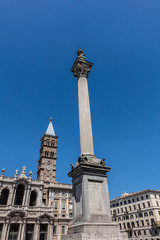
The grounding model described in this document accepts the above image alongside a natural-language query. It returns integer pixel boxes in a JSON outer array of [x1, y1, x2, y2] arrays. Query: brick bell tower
[[37, 117, 58, 183]]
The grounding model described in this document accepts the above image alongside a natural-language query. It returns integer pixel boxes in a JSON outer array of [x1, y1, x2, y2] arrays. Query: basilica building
[[0, 118, 72, 240]]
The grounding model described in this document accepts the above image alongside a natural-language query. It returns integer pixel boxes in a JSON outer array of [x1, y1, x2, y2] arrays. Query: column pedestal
[[62, 160, 128, 240]]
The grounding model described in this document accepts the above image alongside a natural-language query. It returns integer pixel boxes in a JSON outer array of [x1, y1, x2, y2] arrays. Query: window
[[62, 202, 66, 210], [45, 151, 49, 157], [0, 189, 9, 205], [62, 226, 65, 235], [146, 195, 148, 199], [119, 223, 122, 229], [46, 140, 50, 146], [50, 152, 54, 157], [148, 201, 150, 207], [121, 208, 123, 213], [141, 196, 144, 200], [113, 204, 115, 207], [156, 201, 159, 207], [123, 223, 126, 229], [54, 202, 58, 209], [130, 215, 134, 219], [116, 203, 119, 206], [51, 141, 55, 147], [139, 213, 143, 218], [138, 231, 141, 236], [136, 221, 139, 227], [137, 204, 141, 210], [144, 212, 148, 217], [149, 211, 153, 216], [141, 220, 144, 226], [40, 224, 48, 240], [137, 197, 139, 201], [144, 230, 146, 235], [133, 205, 136, 210], [118, 217, 121, 221], [8, 224, 19, 240], [132, 199, 134, 202], [126, 216, 129, 220], [155, 195, 157, 198], [29, 191, 37, 206], [53, 226, 57, 235], [14, 184, 25, 206], [120, 202, 122, 205], [128, 199, 131, 204], [62, 215, 65, 217], [117, 209, 119, 214], [142, 203, 145, 208], [124, 200, 127, 205], [127, 222, 130, 229], [131, 222, 135, 228], [26, 224, 34, 240], [129, 206, 131, 211]]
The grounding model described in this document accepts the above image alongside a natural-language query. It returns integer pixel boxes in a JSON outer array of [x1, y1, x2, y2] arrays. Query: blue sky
[[0, 0, 160, 199]]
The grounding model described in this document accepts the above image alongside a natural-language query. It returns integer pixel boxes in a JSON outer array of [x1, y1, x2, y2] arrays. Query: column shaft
[[78, 76, 94, 155]]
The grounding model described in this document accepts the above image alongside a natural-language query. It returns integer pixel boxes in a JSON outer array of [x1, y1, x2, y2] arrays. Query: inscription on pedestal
[[88, 180, 105, 214]]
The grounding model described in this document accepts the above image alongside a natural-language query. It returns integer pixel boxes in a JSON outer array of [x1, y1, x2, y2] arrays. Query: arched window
[[45, 151, 49, 157], [131, 222, 135, 228], [46, 140, 50, 146], [118, 217, 121, 221], [0, 189, 9, 205], [127, 222, 130, 229], [29, 191, 37, 206], [149, 211, 153, 216], [130, 215, 134, 219], [14, 184, 25, 205], [50, 152, 54, 157], [51, 141, 54, 147], [144, 212, 148, 217]]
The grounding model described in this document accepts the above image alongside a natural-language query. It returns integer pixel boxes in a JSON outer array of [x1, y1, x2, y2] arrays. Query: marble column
[[17, 223, 22, 240], [71, 49, 94, 156], [47, 223, 53, 239], [25, 186, 31, 206], [21, 223, 26, 240], [22, 187, 27, 206], [1, 222, 8, 240], [11, 185, 16, 205], [33, 222, 40, 240], [62, 49, 128, 240], [5, 222, 10, 240]]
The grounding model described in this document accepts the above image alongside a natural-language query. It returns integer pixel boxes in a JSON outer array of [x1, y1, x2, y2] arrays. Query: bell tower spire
[[37, 118, 58, 183]]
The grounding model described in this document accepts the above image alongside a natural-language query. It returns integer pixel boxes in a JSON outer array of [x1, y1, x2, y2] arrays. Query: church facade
[[0, 118, 72, 240]]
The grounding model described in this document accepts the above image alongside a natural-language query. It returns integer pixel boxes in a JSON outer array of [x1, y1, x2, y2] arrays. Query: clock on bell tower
[[37, 117, 58, 183]]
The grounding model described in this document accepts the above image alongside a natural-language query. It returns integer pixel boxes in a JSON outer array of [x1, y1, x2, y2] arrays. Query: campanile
[[37, 117, 58, 183]]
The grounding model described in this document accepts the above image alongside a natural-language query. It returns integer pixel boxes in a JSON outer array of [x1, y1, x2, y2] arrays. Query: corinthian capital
[[71, 49, 93, 78]]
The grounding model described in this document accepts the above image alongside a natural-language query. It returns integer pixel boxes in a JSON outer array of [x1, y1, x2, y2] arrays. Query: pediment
[[39, 213, 53, 219], [8, 209, 26, 218]]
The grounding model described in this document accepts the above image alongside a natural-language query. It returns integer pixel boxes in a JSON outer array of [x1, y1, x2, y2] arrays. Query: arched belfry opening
[[14, 184, 25, 205], [29, 190, 37, 206], [0, 188, 9, 205]]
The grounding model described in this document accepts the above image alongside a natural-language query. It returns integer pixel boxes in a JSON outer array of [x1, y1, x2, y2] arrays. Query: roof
[[45, 117, 55, 136], [110, 189, 160, 202]]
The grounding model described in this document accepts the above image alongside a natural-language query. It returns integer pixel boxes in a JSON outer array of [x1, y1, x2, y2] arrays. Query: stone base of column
[[62, 222, 127, 240]]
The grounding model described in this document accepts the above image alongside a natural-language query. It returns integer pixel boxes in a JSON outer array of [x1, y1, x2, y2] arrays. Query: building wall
[[0, 172, 72, 240], [110, 190, 160, 240]]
